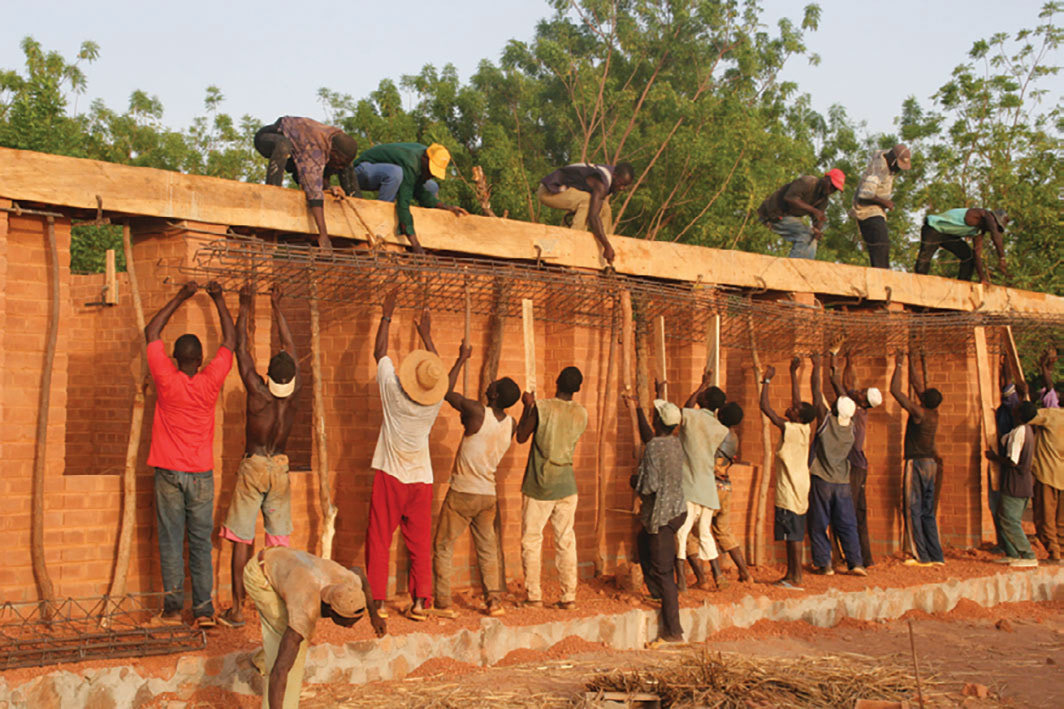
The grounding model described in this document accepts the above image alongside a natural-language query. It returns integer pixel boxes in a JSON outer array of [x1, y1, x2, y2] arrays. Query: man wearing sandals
[[218, 285, 301, 629]]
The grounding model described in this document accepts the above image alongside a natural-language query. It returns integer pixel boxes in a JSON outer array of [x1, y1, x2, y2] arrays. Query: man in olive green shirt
[[515, 366, 588, 609], [353, 142, 468, 253], [1031, 407, 1064, 561]]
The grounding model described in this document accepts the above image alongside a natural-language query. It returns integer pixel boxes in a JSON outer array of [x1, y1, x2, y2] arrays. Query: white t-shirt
[[370, 356, 443, 484]]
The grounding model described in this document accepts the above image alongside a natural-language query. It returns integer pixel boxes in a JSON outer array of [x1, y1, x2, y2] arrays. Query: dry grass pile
[[581, 649, 932, 707]]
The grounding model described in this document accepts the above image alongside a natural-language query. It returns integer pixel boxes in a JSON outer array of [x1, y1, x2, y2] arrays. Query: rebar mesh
[[177, 236, 1064, 357], [0, 593, 206, 670]]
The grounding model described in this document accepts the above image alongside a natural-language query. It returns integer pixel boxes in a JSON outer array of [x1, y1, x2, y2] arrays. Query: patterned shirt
[[279, 117, 350, 205], [635, 436, 686, 534], [853, 150, 895, 221]]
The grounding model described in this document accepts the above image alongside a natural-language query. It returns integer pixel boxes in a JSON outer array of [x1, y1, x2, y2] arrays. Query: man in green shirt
[[515, 367, 588, 610], [914, 207, 1009, 283], [353, 142, 469, 253]]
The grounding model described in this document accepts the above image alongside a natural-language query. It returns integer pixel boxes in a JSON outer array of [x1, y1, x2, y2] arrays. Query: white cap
[[268, 375, 296, 398], [836, 396, 856, 426], [865, 387, 883, 408], [653, 399, 681, 427]]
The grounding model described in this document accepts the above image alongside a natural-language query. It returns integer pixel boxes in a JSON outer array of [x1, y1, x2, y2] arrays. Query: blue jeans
[[999, 494, 1035, 559], [904, 459, 945, 563], [768, 216, 818, 259], [155, 468, 215, 617], [354, 163, 438, 202], [808, 476, 863, 569]]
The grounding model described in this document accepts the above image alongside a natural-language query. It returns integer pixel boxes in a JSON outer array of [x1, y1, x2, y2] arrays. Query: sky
[[1, 0, 1060, 139]]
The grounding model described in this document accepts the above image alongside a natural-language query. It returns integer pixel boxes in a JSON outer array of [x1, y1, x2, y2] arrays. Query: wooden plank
[[620, 290, 640, 460], [104, 249, 118, 304], [522, 299, 536, 394], [706, 315, 720, 385], [463, 278, 471, 396], [654, 315, 667, 399], [973, 327, 999, 543], [2, 146, 1063, 315], [1003, 326, 1024, 385]]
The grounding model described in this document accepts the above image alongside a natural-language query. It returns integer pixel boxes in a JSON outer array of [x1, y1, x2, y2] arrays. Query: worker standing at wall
[[365, 292, 459, 621], [536, 162, 634, 267], [353, 142, 468, 254], [217, 285, 301, 629], [1030, 394, 1064, 562], [432, 373, 521, 618], [515, 367, 588, 610], [852, 144, 911, 268], [891, 352, 946, 567], [708, 401, 749, 586], [985, 402, 1040, 567], [757, 169, 845, 260], [253, 116, 360, 250], [144, 281, 235, 628]]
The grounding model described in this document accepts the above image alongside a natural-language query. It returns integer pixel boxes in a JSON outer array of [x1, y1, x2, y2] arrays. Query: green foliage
[[0, 2, 1060, 295], [70, 223, 123, 274]]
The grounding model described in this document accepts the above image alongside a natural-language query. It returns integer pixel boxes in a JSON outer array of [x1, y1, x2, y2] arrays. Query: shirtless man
[[219, 285, 301, 628]]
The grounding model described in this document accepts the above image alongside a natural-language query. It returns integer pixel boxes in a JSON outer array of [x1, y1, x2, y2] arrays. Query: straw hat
[[398, 349, 448, 405]]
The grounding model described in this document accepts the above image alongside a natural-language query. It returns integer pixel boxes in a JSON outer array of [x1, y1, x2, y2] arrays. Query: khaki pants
[[675, 501, 719, 561], [432, 489, 501, 607], [711, 482, 740, 552], [243, 557, 309, 709], [536, 184, 613, 234], [1034, 481, 1064, 559], [521, 494, 578, 602]]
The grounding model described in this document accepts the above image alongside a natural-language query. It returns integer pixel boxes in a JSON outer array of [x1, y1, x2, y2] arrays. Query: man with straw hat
[[353, 142, 469, 254], [852, 144, 912, 269], [365, 290, 465, 621], [244, 546, 385, 708]]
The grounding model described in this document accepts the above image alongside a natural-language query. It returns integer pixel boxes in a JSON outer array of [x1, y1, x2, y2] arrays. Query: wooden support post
[[1003, 326, 1024, 385], [310, 286, 338, 559], [620, 290, 639, 460], [594, 299, 618, 576], [522, 298, 536, 394], [654, 315, 667, 399], [107, 224, 148, 609], [973, 327, 999, 543], [748, 314, 772, 566], [706, 315, 721, 384], [463, 278, 471, 396], [104, 248, 118, 305]]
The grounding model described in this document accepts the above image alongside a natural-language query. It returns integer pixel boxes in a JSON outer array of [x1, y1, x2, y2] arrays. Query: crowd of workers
[[255, 117, 1010, 283], [142, 272, 1062, 707]]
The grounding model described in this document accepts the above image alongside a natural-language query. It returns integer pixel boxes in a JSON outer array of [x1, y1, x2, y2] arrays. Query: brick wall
[[0, 214, 993, 605]]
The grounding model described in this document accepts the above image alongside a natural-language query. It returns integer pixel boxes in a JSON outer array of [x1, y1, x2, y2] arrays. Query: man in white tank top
[[432, 371, 521, 617]]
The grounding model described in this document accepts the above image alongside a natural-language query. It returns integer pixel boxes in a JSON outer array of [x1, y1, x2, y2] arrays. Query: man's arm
[[396, 182, 426, 255], [414, 308, 438, 355], [908, 351, 927, 395], [789, 356, 802, 410], [623, 395, 654, 444], [1041, 348, 1057, 393], [207, 281, 237, 352], [374, 291, 397, 363], [843, 351, 857, 393], [828, 351, 845, 398], [585, 176, 616, 265], [307, 204, 332, 250], [271, 285, 300, 390], [144, 281, 197, 343], [515, 391, 538, 443], [268, 627, 304, 709], [352, 567, 386, 637], [890, 353, 923, 421], [684, 370, 713, 409], [235, 286, 265, 394], [759, 366, 786, 431], [982, 210, 1008, 275], [811, 353, 828, 421], [445, 340, 471, 396]]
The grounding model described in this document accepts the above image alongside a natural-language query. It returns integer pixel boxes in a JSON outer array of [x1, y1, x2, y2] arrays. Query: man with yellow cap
[[244, 546, 385, 708], [353, 142, 469, 254], [365, 290, 466, 621]]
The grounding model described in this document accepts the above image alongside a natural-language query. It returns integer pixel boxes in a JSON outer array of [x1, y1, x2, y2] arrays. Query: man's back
[[245, 387, 298, 457], [679, 407, 728, 508], [522, 398, 588, 500], [904, 407, 939, 460], [372, 356, 443, 483]]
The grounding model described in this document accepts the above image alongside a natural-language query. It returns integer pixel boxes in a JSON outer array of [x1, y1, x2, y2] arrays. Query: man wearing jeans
[[757, 170, 845, 259], [145, 280, 235, 627], [515, 367, 588, 610], [890, 352, 945, 567]]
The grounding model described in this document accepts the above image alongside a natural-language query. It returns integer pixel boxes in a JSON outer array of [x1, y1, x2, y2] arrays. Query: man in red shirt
[[145, 281, 236, 626]]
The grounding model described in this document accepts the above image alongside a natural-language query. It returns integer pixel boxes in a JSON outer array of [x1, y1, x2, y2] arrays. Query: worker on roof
[[353, 142, 469, 254], [254, 116, 360, 250], [852, 144, 912, 269], [913, 207, 1010, 283], [537, 161, 635, 267], [757, 169, 846, 260]]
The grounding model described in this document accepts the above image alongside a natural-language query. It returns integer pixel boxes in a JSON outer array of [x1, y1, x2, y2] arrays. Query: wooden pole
[[620, 290, 639, 460], [522, 298, 536, 394], [594, 299, 618, 575], [31, 217, 59, 613], [706, 314, 721, 384], [310, 285, 338, 559], [464, 278, 472, 395], [654, 315, 667, 399], [107, 224, 148, 608], [104, 248, 118, 305], [1003, 325, 1024, 386], [973, 327, 999, 543], [748, 314, 772, 566]]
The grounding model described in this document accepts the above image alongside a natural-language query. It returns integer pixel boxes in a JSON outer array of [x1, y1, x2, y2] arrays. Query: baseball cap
[[836, 396, 856, 426], [991, 209, 1009, 230], [826, 168, 846, 191], [865, 387, 883, 408], [653, 399, 681, 427], [425, 143, 451, 181], [893, 144, 912, 170]]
